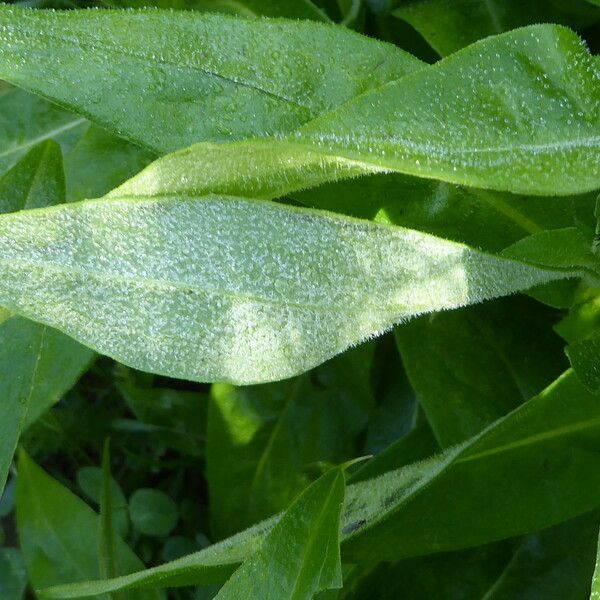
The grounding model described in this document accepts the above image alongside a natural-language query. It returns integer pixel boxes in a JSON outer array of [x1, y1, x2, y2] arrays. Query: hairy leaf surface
[[115, 24, 600, 197], [0, 7, 421, 152], [0, 196, 590, 384]]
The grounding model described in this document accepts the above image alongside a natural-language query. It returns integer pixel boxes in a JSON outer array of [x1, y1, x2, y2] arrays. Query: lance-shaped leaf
[[0, 195, 591, 384], [42, 369, 600, 596], [115, 24, 600, 197], [16, 450, 162, 600], [215, 466, 344, 599], [0, 7, 422, 153]]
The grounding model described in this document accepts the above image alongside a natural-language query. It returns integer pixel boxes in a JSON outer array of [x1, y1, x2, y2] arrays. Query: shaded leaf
[[0, 87, 86, 175], [44, 369, 600, 594], [16, 450, 162, 599], [0, 548, 27, 600]]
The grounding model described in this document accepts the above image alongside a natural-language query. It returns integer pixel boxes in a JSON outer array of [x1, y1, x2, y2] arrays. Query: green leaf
[[294, 173, 597, 250], [77, 466, 129, 539], [207, 344, 374, 538], [0, 139, 66, 211], [0, 142, 93, 494], [115, 24, 600, 197], [342, 369, 600, 561], [339, 513, 599, 599], [0, 7, 422, 153], [99, 440, 118, 583], [129, 489, 179, 537], [43, 369, 600, 596], [395, 296, 568, 446], [0, 548, 27, 600], [393, 0, 600, 56], [0, 195, 590, 384], [64, 125, 155, 202], [215, 466, 344, 599], [481, 512, 599, 599], [0, 87, 86, 175], [16, 450, 162, 600], [105, 0, 331, 21]]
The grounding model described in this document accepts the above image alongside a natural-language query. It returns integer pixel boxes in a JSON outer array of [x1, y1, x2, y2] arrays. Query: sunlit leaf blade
[[16, 451, 162, 600], [0, 7, 422, 153], [215, 466, 344, 599], [0, 87, 86, 175], [115, 24, 600, 197], [43, 369, 600, 595], [0, 142, 93, 495], [0, 195, 590, 384]]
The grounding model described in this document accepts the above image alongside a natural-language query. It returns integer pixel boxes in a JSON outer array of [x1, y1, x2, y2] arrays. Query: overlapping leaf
[[0, 195, 594, 384], [43, 369, 600, 595], [114, 24, 600, 197], [0, 7, 421, 152]]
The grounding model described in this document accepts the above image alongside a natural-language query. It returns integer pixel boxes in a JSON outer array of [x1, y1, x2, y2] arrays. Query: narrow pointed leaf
[[0, 7, 422, 153], [16, 451, 162, 600], [0, 196, 590, 384], [215, 466, 344, 599], [43, 369, 600, 596], [115, 24, 600, 197]]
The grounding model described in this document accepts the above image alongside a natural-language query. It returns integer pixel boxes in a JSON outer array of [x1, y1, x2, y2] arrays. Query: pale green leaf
[[0, 7, 421, 153], [0, 142, 93, 495], [115, 24, 600, 197], [0, 196, 590, 384], [215, 466, 344, 600]]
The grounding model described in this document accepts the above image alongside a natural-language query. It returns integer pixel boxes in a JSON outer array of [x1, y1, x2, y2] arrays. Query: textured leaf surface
[[16, 451, 162, 600], [44, 370, 600, 595], [115, 24, 600, 197], [0, 195, 588, 384], [0, 7, 421, 153], [215, 466, 344, 599]]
